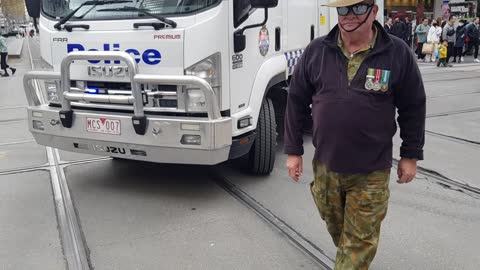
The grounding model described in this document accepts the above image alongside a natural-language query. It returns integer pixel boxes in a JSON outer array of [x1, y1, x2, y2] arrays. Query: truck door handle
[[64, 24, 90, 32], [275, 27, 281, 51], [133, 23, 166, 30]]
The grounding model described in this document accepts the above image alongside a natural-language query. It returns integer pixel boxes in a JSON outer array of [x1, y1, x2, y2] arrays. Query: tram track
[[26, 37, 332, 269], [426, 107, 480, 118], [425, 130, 480, 146], [393, 159, 480, 200], [27, 37, 91, 270], [426, 90, 480, 99], [24, 34, 475, 269], [211, 169, 335, 270]]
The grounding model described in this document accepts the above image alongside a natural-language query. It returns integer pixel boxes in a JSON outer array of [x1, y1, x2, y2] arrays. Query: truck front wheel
[[247, 98, 277, 175]]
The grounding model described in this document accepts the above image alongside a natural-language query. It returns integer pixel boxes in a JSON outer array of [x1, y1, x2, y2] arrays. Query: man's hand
[[286, 155, 303, 182], [397, 158, 417, 184]]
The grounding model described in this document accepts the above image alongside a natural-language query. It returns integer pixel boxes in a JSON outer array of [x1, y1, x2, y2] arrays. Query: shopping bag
[[422, 43, 434, 54]]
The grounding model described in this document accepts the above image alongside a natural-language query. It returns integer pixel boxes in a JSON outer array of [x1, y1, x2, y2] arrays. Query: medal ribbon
[[381, 70, 390, 85], [374, 69, 382, 83]]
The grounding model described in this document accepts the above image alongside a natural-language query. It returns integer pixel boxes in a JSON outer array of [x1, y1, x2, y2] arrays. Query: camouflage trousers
[[310, 160, 390, 270]]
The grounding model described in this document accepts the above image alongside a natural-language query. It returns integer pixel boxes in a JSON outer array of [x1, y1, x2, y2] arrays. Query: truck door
[[228, 1, 282, 117], [284, 0, 317, 51], [317, 0, 330, 37]]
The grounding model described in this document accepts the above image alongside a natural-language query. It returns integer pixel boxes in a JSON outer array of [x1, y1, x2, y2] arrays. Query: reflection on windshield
[[43, 0, 220, 20]]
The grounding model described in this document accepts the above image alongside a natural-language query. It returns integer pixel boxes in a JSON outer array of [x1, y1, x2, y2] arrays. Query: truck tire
[[248, 98, 276, 175]]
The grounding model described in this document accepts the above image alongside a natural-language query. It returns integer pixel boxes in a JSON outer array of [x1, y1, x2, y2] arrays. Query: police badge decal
[[258, 25, 270, 57], [365, 68, 390, 92]]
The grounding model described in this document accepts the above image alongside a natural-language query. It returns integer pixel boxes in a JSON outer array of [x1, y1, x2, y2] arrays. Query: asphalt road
[[0, 37, 479, 270]]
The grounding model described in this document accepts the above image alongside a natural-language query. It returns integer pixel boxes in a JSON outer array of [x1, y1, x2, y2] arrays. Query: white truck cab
[[24, 0, 383, 175]]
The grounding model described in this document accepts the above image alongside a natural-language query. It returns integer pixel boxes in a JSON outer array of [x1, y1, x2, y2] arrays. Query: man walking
[[442, 15, 457, 66], [284, 0, 426, 269], [0, 34, 16, 77], [464, 17, 480, 63]]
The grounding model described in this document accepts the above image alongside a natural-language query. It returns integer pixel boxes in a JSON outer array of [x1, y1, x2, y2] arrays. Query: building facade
[[0, 0, 28, 27], [385, 0, 478, 21]]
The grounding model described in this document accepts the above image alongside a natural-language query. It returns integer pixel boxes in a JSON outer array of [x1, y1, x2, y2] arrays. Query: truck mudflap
[[23, 51, 232, 165]]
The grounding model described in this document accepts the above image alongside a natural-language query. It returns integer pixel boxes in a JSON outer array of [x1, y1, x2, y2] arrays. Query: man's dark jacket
[[391, 21, 406, 39], [284, 21, 426, 174], [466, 23, 480, 40], [384, 24, 392, 34], [405, 22, 412, 40]]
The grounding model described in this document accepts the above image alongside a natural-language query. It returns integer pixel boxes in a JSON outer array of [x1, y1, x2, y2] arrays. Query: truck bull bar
[[23, 51, 222, 135]]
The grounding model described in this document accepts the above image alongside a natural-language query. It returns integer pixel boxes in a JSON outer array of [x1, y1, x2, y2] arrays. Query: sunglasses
[[336, 3, 374, 16]]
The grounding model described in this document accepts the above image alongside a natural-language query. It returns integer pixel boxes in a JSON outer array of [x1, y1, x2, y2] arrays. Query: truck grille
[[71, 80, 180, 109]]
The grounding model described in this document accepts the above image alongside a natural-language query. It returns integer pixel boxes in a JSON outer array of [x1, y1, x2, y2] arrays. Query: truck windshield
[[43, 0, 221, 20]]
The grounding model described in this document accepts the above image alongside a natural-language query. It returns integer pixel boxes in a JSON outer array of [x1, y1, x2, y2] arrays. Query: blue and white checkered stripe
[[284, 49, 305, 75]]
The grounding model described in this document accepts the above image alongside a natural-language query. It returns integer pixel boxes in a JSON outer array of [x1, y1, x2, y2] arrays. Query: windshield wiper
[[54, 0, 133, 30], [97, 6, 177, 28]]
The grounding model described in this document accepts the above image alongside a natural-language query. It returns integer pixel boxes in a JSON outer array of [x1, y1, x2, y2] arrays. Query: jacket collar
[[323, 21, 393, 56]]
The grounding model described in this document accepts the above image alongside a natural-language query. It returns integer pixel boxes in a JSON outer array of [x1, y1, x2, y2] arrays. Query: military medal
[[380, 70, 390, 92], [372, 69, 382, 91], [365, 68, 375, 90]]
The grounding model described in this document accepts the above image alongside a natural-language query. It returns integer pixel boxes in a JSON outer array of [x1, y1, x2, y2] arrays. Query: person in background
[[405, 17, 413, 47], [415, 18, 430, 62], [427, 19, 442, 62], [384, 17, 393, 34], [391, 17, 407, 39], [453, 20, 466, 63], [0, 34, 16, 77], [437, 40, 448, 67], [442, 15, 456, 66], [464, 17, 480, 63]]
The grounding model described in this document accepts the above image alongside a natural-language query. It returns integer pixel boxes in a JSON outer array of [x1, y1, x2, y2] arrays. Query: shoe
[[461, 57, 465, 62], [1, 73, 9, 77], [452, 59, 457, 63], [474, 59, 480, 63], [10, 68, 16, 75], [447, 64, 453, 67]]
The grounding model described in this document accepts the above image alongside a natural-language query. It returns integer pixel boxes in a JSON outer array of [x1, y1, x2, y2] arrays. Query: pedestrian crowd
[[384, 15, 480, 67]]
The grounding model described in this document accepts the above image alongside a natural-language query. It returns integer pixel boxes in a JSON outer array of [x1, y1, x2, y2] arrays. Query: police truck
[[23, 0, 383, 175]]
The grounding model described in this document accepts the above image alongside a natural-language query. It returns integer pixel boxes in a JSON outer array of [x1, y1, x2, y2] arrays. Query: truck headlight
[[45, 81, 60, 105], [185, 53, 221, 112], [187, 89, 207, 112]]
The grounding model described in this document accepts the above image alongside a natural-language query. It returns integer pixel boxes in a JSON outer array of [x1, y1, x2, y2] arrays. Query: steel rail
[[393, 159, 480, 199], [426, 107, 480, 118], [425, 130, 480, 146], [211, 169, 335, 270], [27, 38, 91, 270]]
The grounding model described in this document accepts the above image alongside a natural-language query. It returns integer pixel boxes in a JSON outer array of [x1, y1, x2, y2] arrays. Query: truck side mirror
[[234, 1, 278, 53], [250, 0, 278, 9], [25, 0, 41, 18]]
